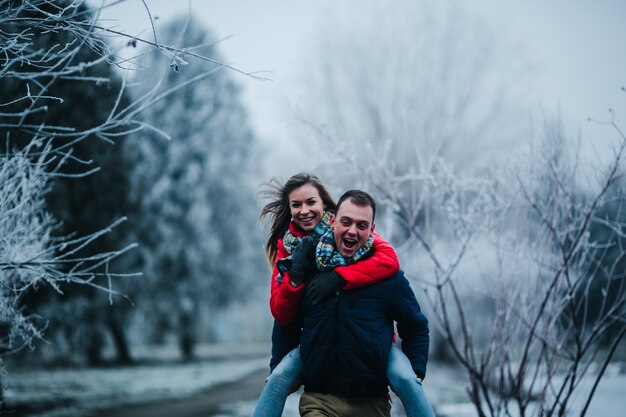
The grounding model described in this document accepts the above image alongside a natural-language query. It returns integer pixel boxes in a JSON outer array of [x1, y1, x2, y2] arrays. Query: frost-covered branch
[[0, 141, 137, 354], [0, 0, 261, 365], [304, 85, 626, 417]]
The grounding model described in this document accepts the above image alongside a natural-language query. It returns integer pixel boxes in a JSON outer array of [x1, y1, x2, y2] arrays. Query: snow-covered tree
[[1, 0, 262, 381], [0, 0, 147, 366], [126, 15, 263, 359], [0, 0, 143, 367]]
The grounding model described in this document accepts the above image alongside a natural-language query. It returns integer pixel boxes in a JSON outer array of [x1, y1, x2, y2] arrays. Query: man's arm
[[390, 273, 430, 379], [306, 233, 400, 305]]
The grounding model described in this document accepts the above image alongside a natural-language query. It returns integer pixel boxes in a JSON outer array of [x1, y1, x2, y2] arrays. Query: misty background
[[1, 1, 625, 416]]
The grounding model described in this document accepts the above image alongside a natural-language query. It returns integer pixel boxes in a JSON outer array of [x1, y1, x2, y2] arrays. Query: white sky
[[96, 0, 626, 176]]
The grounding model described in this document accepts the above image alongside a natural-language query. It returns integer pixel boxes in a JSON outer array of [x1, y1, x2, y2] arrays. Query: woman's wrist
[[289, 277, 302, 287]]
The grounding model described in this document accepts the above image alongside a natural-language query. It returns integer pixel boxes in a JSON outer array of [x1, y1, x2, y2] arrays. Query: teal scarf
[[315, 228, 374, 271], [277, 211, 334, 276], [282, 210, 333, 255]]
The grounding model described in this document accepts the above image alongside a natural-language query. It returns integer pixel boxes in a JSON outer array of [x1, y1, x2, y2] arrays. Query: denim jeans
[[387, 344, 435, 417], [252, 345, 435, 417], [252, 347, 303, 417]]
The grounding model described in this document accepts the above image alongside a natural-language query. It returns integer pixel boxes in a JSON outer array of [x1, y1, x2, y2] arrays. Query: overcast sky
[[97, 0, 626, 175]]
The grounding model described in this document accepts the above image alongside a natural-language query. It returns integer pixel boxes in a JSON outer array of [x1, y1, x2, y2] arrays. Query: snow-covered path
[[5, 356, 268, 417], [4, 343, 270, 417]]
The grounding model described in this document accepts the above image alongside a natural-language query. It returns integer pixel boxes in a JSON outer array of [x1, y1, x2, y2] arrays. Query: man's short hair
[[336, 190, 376, 221]]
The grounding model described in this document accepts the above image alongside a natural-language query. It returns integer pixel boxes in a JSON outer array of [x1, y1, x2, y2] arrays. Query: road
[[87, 368, 268, 417]]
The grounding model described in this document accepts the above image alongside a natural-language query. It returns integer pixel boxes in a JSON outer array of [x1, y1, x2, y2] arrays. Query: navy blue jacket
[[299, 270, 429, 398], [270, 319, 301, 372]]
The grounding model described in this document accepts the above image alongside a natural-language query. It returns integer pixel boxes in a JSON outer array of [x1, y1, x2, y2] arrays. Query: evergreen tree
[[127, 15, 262, 359]]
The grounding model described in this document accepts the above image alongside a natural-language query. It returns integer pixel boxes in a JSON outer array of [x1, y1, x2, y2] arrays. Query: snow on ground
[[215, 362, 626, 417], [214, 364, 468, 417], [5, 342, 626, 417], [4, 343, 270, 417]]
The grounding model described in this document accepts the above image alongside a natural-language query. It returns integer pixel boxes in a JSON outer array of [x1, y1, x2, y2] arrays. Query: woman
[[253, 172, 434, 417]]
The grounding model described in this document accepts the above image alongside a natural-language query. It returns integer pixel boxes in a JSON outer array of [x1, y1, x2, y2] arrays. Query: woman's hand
[[289, 236, 318, 286]]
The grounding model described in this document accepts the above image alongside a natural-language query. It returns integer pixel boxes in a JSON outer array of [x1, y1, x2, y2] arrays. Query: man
[[298, 190, 430, 417]]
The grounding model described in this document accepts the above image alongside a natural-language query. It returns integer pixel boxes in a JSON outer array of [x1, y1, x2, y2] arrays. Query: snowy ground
[[4, 343, 626, 417], [212, 363, 626, 417], [4, 343, 270, 417]]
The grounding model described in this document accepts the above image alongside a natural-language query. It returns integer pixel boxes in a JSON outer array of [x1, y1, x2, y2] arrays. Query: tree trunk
[[430, 329, 456, 363], [0, 358, 5, 405], [86, 327, 104, 366], [179, 310, 196, 361], [109, 315, 133, 364]]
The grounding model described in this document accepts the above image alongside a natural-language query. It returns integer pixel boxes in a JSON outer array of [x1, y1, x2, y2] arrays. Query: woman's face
[[288, 183, 326, 232]]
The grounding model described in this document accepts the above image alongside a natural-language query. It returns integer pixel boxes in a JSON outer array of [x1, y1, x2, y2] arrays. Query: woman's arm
[[269, 239, 306, 325], [335, 232, 400, 290]]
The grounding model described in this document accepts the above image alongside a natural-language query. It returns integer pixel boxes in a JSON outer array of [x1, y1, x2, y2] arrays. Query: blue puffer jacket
[[299, 270, 429, 398]]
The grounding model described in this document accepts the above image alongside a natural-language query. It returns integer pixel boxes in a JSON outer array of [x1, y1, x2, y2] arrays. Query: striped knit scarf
[[277, 211, 334, 275], [282, 210, 333, 255], [315, 228, 374, 271]]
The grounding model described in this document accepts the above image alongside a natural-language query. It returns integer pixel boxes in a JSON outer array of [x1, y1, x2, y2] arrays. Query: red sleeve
[[269, 238, 305, 325], [335, 232, 400, 290]]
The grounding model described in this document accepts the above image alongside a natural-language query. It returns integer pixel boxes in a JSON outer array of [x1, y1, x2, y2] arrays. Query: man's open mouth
[[342, 238, 357, 249]]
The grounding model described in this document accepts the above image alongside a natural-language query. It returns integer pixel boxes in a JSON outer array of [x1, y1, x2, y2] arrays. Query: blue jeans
[[387, 344, 435, 417], [252, 347, 303, 417], [252, 345, 434, 417]]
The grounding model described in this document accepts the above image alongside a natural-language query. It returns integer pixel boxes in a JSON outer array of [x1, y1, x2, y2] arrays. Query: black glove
[[306, 270, 346, 305], [289, 236, 318, 286]]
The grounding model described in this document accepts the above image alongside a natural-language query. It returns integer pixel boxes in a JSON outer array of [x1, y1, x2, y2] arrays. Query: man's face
[[332, 199, 375, 257]]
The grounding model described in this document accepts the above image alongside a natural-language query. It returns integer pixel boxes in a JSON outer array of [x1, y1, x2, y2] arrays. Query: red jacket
[[270, 221, 400, 325]]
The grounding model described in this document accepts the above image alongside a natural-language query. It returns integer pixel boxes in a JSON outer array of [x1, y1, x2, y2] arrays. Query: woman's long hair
[[259, 173, 336, 266]]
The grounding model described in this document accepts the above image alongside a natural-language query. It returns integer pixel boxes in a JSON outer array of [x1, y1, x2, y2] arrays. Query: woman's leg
[[252, 347, 303, 417], [387, 344, 435, 417]]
